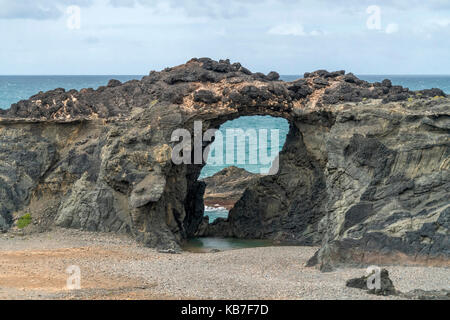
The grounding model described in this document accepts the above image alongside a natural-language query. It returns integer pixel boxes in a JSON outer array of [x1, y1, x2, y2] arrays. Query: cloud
[[0, 0, 93, 20], [109, 0, 136, 7], [319, 0, 450, 11], [433, 19, 450, 28], [412, 18, 450, 35], [310, 30, 325, 36], [385, 23, 399, 34], [84, 36, 101, 44], [268, 23, 306, 36], [108, 0, 258, 19], [268, 23, 324, 36], [5, 0, 441, 22]]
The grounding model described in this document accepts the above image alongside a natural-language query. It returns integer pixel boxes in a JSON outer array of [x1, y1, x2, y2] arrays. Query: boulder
[[201, 166, 261, 210], [346, 268, 397, 296]]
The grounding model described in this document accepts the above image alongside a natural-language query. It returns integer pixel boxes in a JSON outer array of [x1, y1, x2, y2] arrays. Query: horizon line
[[1, 74, 450, 77]]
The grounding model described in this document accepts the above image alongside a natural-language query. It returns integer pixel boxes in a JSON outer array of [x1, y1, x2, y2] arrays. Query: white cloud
[[385, 23, 399, 34], [268, 23, 324, 36], [310, 30, 324, 36], [268, 23, 306, 36], [434, 19, 450, 27]]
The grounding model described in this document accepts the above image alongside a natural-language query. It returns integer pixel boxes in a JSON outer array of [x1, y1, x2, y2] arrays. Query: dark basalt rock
[[193, 90, 220, 104], [346, 269, 397, 296], [0, 58, 448, 269], [266, 71, 280, 81], [347, 270, 450, 300], [287, 80, 313, 99], [107, 79, 122, 88], [417, 88, 446, 98]]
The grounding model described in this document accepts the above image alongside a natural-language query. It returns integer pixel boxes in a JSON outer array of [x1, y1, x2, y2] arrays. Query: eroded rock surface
[[0, 58, 448, 269], [201, 166, 261, 210]]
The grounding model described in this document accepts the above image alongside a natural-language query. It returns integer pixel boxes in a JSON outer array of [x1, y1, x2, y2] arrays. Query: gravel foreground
[[0, 228, 448, 300]]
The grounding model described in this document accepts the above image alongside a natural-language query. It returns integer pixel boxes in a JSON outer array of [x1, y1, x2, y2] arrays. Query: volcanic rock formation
[[0, 58, 448, 270], [201, 166, 261, 210]]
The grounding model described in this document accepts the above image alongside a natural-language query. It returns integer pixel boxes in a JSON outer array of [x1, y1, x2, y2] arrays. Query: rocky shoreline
[[0, 58, 448, 271]]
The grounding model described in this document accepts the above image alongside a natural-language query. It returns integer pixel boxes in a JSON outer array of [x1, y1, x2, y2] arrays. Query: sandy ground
[[0, 228, 449, 300]]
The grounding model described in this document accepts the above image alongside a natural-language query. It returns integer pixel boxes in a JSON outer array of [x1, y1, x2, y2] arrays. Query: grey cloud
[[0, 0, 93, 20]]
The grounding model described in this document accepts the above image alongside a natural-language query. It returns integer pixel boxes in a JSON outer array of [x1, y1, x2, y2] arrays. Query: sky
[[0, 0, 449, 75]]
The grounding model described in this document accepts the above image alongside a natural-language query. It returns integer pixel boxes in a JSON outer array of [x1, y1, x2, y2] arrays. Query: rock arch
[[0, 58, 448, 269]]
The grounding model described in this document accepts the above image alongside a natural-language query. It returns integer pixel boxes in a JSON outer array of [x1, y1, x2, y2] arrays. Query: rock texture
[[0, 58, 448, 269], [201, 166, 260, 210], [346, 268, 450, 299], [346, 268, 397, 296]]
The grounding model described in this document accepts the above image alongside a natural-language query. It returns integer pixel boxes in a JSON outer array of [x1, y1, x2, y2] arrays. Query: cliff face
[[0, 58, 448, 269]]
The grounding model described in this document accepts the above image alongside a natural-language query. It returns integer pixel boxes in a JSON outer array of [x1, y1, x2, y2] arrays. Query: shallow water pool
[[182, 237, 273, 252]]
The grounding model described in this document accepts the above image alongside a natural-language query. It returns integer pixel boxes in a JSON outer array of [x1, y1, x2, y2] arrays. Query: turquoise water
[[199, 115, 290, 179], [201, 115, 289, 223], [204, 206, 230, 223]]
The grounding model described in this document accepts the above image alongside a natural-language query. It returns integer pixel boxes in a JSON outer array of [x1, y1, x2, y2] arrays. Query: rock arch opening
[[185, 113, 331, 247], [198, 115, 289, 225]]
